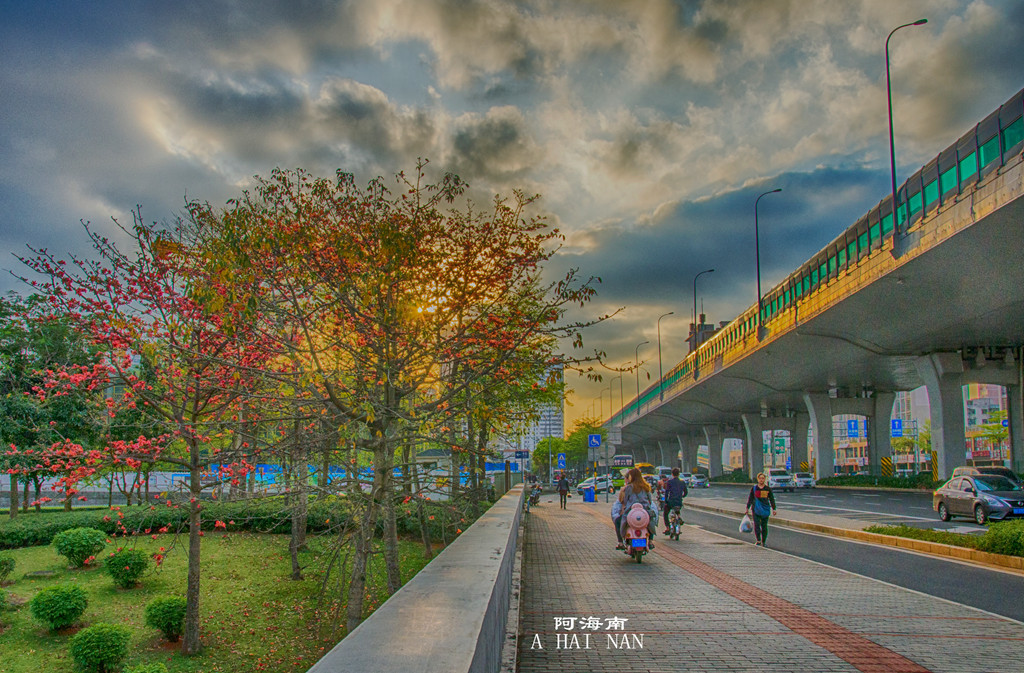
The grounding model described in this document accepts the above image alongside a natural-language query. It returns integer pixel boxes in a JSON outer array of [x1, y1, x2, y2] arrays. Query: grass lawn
[[0, 532, 432, 672]]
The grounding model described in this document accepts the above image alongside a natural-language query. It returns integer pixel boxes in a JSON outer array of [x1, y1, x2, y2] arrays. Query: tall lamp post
[[886, 18, 928, 255], [755, 188, 782, 340], [692, 269, 714, 350], [657, 312, 674, 402], [634, 341, 649, 418]]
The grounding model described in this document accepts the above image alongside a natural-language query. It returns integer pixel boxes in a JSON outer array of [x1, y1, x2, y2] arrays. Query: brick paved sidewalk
[[516, 498, 1024, 673]]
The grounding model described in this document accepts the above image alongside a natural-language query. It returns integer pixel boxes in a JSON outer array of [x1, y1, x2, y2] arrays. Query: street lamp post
[[692, 269, 714, 350], [886, 18, 928, 255], [755, 188, 782, 340], [634, 341, 649, 418], [657, 312, 674, 402]]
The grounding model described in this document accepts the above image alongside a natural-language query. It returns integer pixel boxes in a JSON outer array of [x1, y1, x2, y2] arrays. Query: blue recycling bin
[[583, 486, 595, 502]]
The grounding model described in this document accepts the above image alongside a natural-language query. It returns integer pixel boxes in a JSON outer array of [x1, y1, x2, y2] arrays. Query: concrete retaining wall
[[307, 484, 524, 673]]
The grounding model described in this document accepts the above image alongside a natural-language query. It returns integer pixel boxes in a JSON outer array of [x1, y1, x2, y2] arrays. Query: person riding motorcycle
[[617, 468, 658, 549], [662, 467, 688, 534]]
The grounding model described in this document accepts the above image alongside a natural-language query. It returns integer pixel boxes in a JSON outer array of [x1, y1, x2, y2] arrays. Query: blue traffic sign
[[847, 419, 859, 438], [1003, 419, 1009, 428], [588, 434, 602, 448], [514, 450, 529, 459], [557, 452, 566, 469], [891, 418, 903, 438], [785, 457, 791, 470]]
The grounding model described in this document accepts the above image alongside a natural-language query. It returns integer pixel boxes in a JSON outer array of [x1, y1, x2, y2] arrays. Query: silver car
[[690, 474, 710, 488], [793, 472, 816, 488], [933, 475, 1024, 524], [766, 468, 795, 493]]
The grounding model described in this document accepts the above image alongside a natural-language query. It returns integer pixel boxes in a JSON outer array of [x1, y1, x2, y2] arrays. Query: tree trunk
[[289, 428, 308, 580], [183, 452, 203, 655], [383, 487, 401, 594], [144, 465, 151, 503], [107, 476, 113, 508], [33, 478, 42, 513], [63, 492, 72, 511], [22, 479, 29, 513], [345, 480, 380, 632], [9, 473, 18, 520], [411, 463, 432, 559]]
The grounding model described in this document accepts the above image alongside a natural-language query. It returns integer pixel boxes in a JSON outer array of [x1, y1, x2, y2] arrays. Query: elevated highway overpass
[[609, 87, 1024, 481]]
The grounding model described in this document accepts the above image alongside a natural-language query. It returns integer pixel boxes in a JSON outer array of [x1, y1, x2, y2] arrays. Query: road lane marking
[[782, 501, 935, 521]]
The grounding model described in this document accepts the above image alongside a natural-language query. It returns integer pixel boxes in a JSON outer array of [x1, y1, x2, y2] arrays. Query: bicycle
[[667, 504, 684, 540]]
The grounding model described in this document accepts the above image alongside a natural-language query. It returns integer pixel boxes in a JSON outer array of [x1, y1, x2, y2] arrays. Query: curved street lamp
[[692, 268, 714, 350], [755, 188, 782, 340], [657, 312, 674, 402], [634, 340, 649, 418], [886, 18, 928, 255]]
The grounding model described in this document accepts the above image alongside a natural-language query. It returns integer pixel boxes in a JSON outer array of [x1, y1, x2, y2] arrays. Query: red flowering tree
[[17, 209, 274, 655]]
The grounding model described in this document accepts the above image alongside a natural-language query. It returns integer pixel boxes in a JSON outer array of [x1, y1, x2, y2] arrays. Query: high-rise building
[[491, 365, 564, 471]]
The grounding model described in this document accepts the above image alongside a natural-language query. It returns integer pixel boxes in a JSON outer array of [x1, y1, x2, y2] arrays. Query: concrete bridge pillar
[[915, 353, 967, 480], [804, 393, 835, 479], [741, 414, 765, 478], [1009, 384, 1024, 474], [868, 392, 896, 476], [791, 413, 810, 472], [674, 435, 697, 471], [702, 427, 724, 478]]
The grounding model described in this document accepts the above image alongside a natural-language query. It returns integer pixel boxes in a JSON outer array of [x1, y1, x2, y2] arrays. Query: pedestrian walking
[[745, 472, 777, 547], [556, 473, 570, 509]]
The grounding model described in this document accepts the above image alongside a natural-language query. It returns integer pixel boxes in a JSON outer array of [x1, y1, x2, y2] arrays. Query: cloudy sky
[[2, 0, 1022, 431]]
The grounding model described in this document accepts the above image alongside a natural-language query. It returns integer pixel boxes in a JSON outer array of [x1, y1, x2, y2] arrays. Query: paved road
[[688, 485, 987, 533], [517, 499, 1024, 673]]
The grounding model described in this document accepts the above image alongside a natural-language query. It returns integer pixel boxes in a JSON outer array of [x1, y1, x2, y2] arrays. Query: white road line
[[782, 501, 935, 521]]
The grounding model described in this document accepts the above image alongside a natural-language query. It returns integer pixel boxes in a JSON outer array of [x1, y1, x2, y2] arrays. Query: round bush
[[145, 595, 187, 642], [29, 583, 88, 630], [69, 622, 131, 673], [125, 664, 169, 673], [52, 527, 107, 568], [0, 552, 15, 583], [104, 548, 150, 589]]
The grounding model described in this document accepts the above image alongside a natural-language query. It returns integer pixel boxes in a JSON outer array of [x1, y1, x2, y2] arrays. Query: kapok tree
[[17, 209, 274, 655], [192, 162, 609, 630]]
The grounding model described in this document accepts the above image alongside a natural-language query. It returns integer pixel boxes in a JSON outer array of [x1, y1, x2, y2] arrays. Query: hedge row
[[0, 494, 487, 550], [817, 473, 939, 489], [864, 519, 1024, 557]]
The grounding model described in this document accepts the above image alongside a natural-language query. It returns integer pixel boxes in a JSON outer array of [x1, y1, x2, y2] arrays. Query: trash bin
[[583, 486, 595, 502]]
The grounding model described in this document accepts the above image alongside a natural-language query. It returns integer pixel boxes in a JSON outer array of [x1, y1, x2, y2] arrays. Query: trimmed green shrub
[[977, 519, 1024, 557], [711, 468, 753, 484], [68, 622, 131, 673], [124, 664, 169, 673], [144, 595, 187, 642], [817, 473, 938, 489], [29, 583, 88, 630], [104, 548, 150, 589], [0, 551, 15, 583], [53, 527, 107, 567]]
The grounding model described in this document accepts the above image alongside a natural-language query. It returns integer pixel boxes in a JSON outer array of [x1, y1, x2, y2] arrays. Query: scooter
[[623, 503, 650, 563], [667, 504, 683, 541], [529, 485, 542, 507]]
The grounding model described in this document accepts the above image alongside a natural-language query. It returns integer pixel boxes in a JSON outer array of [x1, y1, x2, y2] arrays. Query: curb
[[686, 501, 1024, 575], [710, 482, 934, 494]]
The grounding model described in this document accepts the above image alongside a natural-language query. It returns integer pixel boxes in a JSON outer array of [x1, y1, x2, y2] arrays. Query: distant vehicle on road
[[793, 472, 816, 488], [656, 466, 673, 480], [679, 472, 694, 486], [933, 475, 1024, 525], [690, 474, 709, 488], [766, 468, 795, 492], [577, 476, 615, 494], [952, 466, 1023, 488]]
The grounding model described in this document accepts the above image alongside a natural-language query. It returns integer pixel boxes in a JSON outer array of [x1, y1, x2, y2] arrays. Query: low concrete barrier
[[307, 484, 525, 673]]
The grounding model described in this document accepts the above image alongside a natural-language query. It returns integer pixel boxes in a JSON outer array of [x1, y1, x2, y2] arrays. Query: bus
[[610, 454, 634, 487], [636, 463, 656, 476]]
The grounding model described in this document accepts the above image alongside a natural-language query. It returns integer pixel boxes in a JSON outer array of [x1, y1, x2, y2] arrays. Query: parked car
[[690, 474, 709, 488], [766, 468, 795, 492], [576, 476, 615, 494], [793, 472, 816, 488], [656, 466, 674, 480], [679, 472, 694, 486], [951, 466, 1023, 488], [933, 475, 1024, 524]]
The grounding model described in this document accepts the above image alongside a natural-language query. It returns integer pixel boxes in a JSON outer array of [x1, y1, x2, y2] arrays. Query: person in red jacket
[[745, 472, 777, 547]]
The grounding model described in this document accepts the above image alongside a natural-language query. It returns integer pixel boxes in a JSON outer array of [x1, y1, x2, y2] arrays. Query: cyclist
[[662, 467, 688, 535]]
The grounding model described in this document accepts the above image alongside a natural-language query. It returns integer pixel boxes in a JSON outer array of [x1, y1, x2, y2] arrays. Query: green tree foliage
[[564, 418, 606, 472], [29, 583, 88, 630], [0, 551, 14, 583], [532, 437, 568, 481], [68, 623, 132, 673]]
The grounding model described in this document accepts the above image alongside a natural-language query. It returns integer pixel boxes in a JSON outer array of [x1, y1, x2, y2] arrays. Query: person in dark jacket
[[745, 472, 777, 546], [662, 467, 688, 534], [556, 473, 570, 509]]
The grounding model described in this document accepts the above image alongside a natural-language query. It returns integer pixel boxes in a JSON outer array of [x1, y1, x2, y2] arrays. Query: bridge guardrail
[[307, 484, 524, 673]]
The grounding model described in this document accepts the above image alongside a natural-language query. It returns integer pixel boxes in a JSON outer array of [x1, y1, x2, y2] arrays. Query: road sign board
[[847, 419, 859, 438], [557, 452, 566, 469], [588, 434, 602, 448], [785, 457, 791, 470], [1003, 419, 1009, 428], [891, 418, 903, 438], [514, 450, 529, 459]]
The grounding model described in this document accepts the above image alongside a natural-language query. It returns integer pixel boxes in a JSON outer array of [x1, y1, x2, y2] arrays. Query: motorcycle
[[667, 504, 683, 541], [623, 503, 650, 563], [529, 486, 542, 507]]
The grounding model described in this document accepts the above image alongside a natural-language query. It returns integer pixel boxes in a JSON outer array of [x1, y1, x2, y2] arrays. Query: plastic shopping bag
[[739, 514, 753, 534]]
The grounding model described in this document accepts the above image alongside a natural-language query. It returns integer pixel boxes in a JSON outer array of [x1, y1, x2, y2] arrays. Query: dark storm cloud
[[450, 107, 540, 181]]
